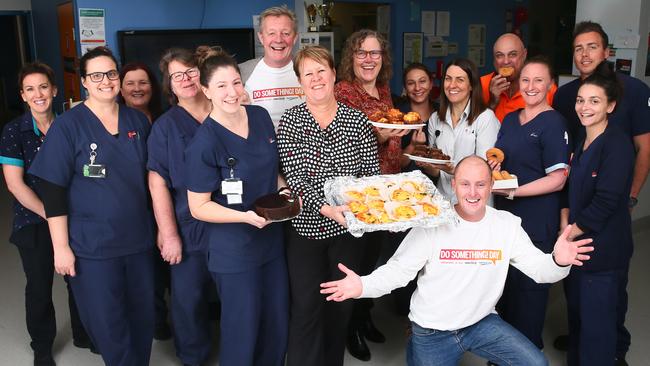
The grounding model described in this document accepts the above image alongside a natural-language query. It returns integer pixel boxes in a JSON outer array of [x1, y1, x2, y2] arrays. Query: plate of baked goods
[[324, 171, 457, 237], [368, 109, 425, 130], [485, 147, 519, 189], [492, 170, 519, 190], [254, 188, 301, 222], [404, 145, 453, 164]]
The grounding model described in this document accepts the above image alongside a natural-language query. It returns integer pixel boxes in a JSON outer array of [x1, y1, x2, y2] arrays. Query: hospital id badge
[[221, 178, 243, 195], [226, 193, 243, 205], [83, 163, 106, 178]]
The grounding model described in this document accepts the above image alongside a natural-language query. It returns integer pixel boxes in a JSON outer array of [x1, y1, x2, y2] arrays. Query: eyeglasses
[[354, 49, 383, 60], [85, 70, 120, 83], [169, 68, 199, 82]]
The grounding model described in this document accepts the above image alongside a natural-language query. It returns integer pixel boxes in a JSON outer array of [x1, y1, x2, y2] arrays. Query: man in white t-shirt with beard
[[240, 5, 305, 131], [320, 155, 594, 365]]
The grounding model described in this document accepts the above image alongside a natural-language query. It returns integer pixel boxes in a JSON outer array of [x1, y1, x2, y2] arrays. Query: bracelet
[[551, 250, 570, 268]]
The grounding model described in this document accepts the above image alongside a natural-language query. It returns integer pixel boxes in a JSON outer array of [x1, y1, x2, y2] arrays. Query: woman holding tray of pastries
[[333, 29, 408, 361], [490, 56, 570, 351], [185, 46, 289, 365], [411, 58, 500, 203], [277, 45, 380, 366]]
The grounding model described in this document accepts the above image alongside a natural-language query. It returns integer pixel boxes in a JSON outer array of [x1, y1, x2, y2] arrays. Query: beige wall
[[0, 0, 31, 11]]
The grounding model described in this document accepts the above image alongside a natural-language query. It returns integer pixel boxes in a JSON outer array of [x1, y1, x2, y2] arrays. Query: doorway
[[0, 12, 32, 124]]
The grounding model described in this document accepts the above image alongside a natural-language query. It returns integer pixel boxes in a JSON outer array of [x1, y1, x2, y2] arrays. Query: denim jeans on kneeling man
[[406, 313, 547, 366]]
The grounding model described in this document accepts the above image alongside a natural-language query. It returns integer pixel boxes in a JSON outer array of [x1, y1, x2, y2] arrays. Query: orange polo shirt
[[480, 73, 557, 122]]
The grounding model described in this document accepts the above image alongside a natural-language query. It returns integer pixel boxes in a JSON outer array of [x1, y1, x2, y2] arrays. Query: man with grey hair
[[240, 5, 305, 130]]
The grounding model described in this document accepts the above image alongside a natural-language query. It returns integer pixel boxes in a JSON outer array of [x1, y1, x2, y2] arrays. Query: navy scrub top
[[553, 72, 650, 143], [147, 106, 206, 252], [568, 125, 635, 272], [495, 109, 570, 247], [185, 104, 283, 274], [28, 103, 154, 259], [0, 112, 46, 234]]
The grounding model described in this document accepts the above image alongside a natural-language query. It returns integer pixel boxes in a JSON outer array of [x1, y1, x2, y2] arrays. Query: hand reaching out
[[320, 263, 362, 302], [552, 225, 594, 266]]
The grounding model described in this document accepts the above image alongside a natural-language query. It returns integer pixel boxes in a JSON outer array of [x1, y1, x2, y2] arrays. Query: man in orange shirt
[[481, 33, 557, 122]]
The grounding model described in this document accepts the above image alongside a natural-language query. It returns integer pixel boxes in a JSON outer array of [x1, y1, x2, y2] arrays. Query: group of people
[[0, 3, 648, 366]]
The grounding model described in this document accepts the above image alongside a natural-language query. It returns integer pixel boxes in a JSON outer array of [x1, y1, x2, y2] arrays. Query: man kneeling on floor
[[320, 155, 593, 366]]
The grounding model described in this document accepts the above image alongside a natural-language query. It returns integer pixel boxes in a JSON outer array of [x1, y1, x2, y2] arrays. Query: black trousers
[[152, 244, 170, 329], [13, 222, 88, 353], [349, 231, 409, 329], [285, 227, 365, 366]]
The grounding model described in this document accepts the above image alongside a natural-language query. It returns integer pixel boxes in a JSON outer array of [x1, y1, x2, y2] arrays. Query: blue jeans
[[406, 314, 547, 366]]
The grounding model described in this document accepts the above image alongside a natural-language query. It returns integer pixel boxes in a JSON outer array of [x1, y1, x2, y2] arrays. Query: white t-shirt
[[360, 206, 569, 331], [241, 58, 304, 130], [427, 105, 500, 203]]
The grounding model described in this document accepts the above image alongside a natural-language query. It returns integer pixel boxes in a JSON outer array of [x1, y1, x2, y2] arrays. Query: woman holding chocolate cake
[[414, 58, 500, 204], [277, 45, 380, 366], [185, 46, 289, 365]]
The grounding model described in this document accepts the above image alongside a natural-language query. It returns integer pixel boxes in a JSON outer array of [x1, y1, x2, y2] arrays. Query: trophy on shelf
[[317, 2, 334, 31], [304, 2, 318, 32]]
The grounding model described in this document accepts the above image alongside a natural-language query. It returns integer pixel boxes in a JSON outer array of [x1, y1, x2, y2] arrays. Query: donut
[[377, 211, 393, 223], [492, 170, 503, 180], [363, 186, 380, 197], [486, 147, 505, 163], [498, 66, 514, 77], [403, 111, 421, 124], [500, 171, 514, 180]]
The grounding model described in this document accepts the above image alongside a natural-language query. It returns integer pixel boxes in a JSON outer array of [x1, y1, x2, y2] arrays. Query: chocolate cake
[[412, 145, 451, 160], [254, 192, 300, 221]]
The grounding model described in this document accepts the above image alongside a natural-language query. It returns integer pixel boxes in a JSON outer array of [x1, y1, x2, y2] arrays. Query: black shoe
[[154, 322, 172, 341], [73, 338, 100, 354], [553, 334, 569, 351], [34, 350, 56, 366], [347, 328, 371, 361], [362, 316, 385, 343], [615, 357, 628, 366], [486, 362, 498, 366]]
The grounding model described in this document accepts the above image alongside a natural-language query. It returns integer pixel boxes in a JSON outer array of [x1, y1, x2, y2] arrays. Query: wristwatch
[[629, 196, 638, 208]]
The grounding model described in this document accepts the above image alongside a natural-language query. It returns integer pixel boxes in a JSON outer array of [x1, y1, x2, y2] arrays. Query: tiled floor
[[0, 184, 648, 365]]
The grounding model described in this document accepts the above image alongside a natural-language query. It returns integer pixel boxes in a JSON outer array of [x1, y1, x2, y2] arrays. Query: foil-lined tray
[[324, 171, 458, 237]]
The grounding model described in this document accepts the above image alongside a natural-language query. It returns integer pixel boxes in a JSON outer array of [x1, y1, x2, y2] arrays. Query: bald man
[[481, 33, 557, 122], [320, 156, 593, 365]]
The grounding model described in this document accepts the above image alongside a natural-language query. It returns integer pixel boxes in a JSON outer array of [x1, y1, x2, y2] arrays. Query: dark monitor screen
[[118, 28, 255, 77]]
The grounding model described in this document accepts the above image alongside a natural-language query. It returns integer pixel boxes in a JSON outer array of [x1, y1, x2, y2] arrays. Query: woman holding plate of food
[[410, 58, 500, 204]]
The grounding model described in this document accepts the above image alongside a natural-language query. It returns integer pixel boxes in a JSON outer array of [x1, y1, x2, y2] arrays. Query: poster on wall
[[468, 24, 486, 46], [403, 32, 423, 68], [468, 46, 485, 67], [436, 11, 450, 37], [79, 8, 106, 55], [421, 11, 435, 35]]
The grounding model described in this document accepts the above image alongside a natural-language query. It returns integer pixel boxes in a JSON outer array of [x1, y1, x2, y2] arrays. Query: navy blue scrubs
[[553, 72, 650, 358], [29, 104, 155, 366], [0, 111, 88, 352], [495, 109, 570, 349], [185, 104, 288, 366], [565, 125, 634, 365], [147, 105, 212, 365]]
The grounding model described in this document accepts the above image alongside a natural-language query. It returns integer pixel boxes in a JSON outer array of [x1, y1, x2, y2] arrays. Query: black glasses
[[170, 68, 199, 82], [85, 70, 120, 83], [354, 49, 383, 60]]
